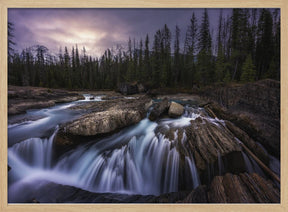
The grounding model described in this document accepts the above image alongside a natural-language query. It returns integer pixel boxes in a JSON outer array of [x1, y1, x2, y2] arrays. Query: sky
[[8, 8, 232, 58]]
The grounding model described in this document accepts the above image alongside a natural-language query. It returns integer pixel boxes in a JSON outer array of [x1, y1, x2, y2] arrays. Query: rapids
[[7, 95, 279, 203]]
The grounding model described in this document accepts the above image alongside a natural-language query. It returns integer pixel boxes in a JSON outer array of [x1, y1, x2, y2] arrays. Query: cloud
[[8, 8, 231, 58]]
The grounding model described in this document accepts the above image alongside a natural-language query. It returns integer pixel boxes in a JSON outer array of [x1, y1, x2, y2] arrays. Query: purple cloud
[[8, 8, 231, 57]]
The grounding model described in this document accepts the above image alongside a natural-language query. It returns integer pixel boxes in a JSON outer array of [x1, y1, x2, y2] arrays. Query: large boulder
[[55, 96, 152, 147], [168, 101, 184, 118], [148, 98, 170, 121], [61, 109, 142, 136], [118, 82, 146, 95]]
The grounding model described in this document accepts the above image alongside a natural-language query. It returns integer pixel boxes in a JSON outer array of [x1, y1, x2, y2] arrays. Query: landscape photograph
[[7, 8, 281, 204]]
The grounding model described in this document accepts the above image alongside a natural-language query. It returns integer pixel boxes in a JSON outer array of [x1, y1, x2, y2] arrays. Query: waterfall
[[241, 151, 254, 173], [185, 156, 200, 189], [241, 151, 266, 177], [9, 126, 58, 170], [9, 112, 204, 197], [53, 121, 182, 195], [217, 151, 224, 175], [10, 103, 253, 202], [80, 94, 104, 102]]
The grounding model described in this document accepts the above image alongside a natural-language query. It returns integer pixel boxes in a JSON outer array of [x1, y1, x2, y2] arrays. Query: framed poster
[[1, 0, 287, 211]]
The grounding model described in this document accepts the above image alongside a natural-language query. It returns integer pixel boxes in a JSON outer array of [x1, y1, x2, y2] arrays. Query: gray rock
[[168, 101, 184, 118], [148, 98, 169, 121], [61, 109, 142, 136], [144, 100, 153, 111]]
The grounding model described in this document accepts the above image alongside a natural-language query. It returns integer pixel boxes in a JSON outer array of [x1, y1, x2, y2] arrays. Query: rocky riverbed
[[8, 80, 280, 203]]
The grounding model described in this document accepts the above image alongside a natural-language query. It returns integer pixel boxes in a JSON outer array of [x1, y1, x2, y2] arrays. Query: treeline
[[8, 8, 280, 90]]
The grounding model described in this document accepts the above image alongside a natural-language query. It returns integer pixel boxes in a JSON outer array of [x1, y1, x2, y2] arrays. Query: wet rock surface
[[55, 96, 151, 146], [205, 102, 280, 158], [14, 172, 278, 203], [8, 86, 84, 115], [208, 173, 280, 203], [155, 114, 242, 175], [61, 109, 142, 136], [168, 101, 184, 118], [148, 97, 170, 121]]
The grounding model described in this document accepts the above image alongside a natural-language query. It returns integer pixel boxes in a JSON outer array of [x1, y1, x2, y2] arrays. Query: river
[[7, 94, 279, 203]]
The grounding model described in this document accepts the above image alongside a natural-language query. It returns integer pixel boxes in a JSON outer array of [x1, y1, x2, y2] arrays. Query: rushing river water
[[7, 95, 280, 203]]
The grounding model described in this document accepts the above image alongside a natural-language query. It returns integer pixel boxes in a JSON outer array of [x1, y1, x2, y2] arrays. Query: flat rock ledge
[[64, 109, 142, 136], [55, 108, 143, 147]]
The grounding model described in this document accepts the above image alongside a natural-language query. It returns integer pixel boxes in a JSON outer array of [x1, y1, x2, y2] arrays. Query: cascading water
[[185, 156, 200, 189], [8, 100, 204, 202], [217, 150, 224, 175], [80, 94, 104, 102], [8, 96, 276, 203], [51, 119, 183, 195]]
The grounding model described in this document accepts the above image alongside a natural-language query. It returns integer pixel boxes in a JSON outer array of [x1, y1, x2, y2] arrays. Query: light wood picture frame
[[1, 0, 287, 211]]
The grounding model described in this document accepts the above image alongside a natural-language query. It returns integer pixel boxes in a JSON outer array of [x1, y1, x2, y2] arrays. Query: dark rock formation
[[206, 102, 280, 158], [118, 82, 146, 95], [200, 79, 280, 158], [15, 173, 278, 203], [180, 185, 208, 203], [148, 98, 170, 121], [224, 120, 269, 165], [201, 79, 280, 118], [208, 173, 280, 203], [55, 96, 151, 147], [168, 101, 184, 118]]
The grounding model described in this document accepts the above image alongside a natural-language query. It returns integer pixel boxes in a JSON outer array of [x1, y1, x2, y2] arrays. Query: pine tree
[[143, 34, 150, 83], [197, 9, 213, 84], [152, 30, 161, 87], [184, 12, 198, 87], [215, 10, 226, 82], [126, 37, 134, 82], [256, 9, 273, 80], [240, 54, 256, 82], [198, 9, 211, 53], [160, 24, 171, 87], [139, 39, 143, 81], [172, 25, 180, 86], [64, 46, 71, 88]]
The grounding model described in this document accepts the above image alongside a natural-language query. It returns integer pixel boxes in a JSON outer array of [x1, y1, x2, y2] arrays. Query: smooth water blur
[[8, 96, 277, 202], [8, 102, 80, 147], [79, 94, 105, 102], [8, 100, 204, 201]]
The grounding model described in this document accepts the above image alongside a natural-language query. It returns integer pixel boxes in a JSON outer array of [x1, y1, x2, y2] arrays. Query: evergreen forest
[[8, 9, 280, 90]]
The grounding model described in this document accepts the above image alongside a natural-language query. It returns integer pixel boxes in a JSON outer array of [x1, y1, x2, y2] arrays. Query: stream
[[7, 95, 280, 203]]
